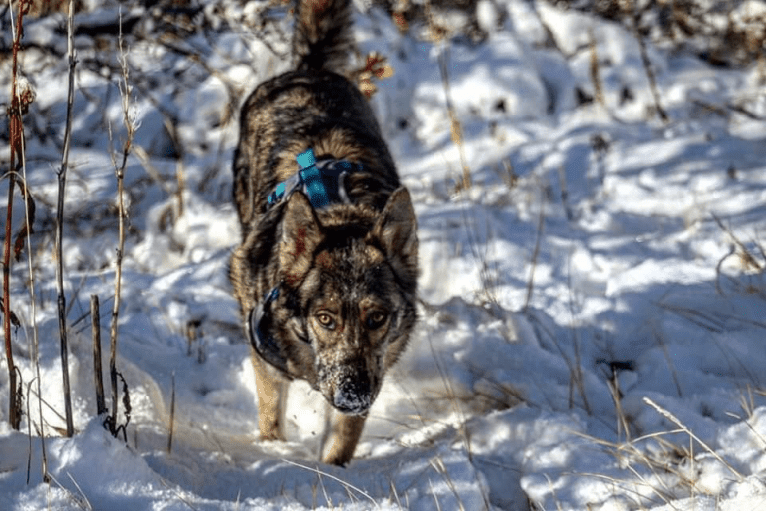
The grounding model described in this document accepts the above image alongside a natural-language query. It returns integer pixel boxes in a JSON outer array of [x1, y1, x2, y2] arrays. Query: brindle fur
[[229, 0, 418, 466]]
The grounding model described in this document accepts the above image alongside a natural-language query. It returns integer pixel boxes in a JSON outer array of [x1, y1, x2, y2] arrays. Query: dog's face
[[256, 188, 418, 415]]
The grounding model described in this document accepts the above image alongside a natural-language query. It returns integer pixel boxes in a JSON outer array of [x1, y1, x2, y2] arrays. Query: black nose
[[333, 377, 372, 415]]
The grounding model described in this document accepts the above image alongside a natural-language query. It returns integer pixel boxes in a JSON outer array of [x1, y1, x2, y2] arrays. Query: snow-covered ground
[[2, 1, 766, 509]]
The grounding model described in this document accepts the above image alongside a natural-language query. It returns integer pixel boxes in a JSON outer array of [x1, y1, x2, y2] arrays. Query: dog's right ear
[[370, 187, 418, 285], [280, 192, 323, 287]]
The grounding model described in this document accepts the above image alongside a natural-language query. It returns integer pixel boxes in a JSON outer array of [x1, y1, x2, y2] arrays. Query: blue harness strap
[[251, 149, 364, 359], [266, 149, 362, 210]]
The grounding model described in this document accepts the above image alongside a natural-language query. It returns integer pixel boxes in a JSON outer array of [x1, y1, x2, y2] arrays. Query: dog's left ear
[[370, 187, 418, 280], [280, 191, 323, 287]]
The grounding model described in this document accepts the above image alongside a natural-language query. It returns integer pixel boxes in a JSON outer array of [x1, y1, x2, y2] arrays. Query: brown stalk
[[523, 193, 546, 311], [167, 373, 175, 453], [55, 0, 78, 438], [3, 167, 19, 431], [589, 29, 604, 108], [108, 12, 134, 436], [4, 0, 33, 432], [437, 45, 472, 191], [91, 295, 106, 416], [626, 0, 668, 122], [422, 0, 471, 191]]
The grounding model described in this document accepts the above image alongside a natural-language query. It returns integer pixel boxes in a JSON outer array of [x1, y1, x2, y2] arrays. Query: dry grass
[[281, 458, 382, 509]]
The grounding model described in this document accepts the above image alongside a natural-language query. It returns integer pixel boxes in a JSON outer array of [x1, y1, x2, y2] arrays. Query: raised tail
[[293, 0, 355, 75]]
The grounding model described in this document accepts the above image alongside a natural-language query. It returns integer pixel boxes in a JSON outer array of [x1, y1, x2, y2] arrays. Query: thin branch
[[91, 295, 106, 416], [524, 191, 546, 311], [18, 20, 48, 483], [4, 0, 31, 432], [3, 156, 19, 431], [108, 9, 135, 437], [55, 0, 78, 439], [280, 458, 380, 508], [437, 43, 471, 191], [166, 373, 175, 453], [643, 397, 744, 482], [626, 0, 668, 122]]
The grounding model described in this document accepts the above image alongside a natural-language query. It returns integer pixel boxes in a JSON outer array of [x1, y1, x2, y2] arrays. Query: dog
[[229, 0, 418, 466]]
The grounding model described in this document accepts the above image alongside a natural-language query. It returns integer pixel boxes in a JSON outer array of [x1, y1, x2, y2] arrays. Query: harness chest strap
[[266, 148, 362, 210]]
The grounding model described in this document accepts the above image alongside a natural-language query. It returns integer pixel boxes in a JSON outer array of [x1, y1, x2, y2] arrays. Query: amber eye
[[316, 312, 336, 330], [366, 310, 388, 330]]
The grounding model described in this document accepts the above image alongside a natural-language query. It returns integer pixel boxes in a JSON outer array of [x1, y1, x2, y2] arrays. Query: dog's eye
[[366, 310, 388, 330], [316, 312, 336, 330]]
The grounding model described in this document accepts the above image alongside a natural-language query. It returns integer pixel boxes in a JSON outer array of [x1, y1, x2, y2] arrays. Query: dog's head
[[251, 187, 418, 415]]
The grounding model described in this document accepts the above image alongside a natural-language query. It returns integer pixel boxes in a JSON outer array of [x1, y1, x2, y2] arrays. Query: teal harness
[[266, 148, 363, 210], [249, 149, 363, 368]]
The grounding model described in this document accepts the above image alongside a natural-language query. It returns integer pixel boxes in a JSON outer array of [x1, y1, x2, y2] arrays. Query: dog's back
[[232, 0, 400, 239]]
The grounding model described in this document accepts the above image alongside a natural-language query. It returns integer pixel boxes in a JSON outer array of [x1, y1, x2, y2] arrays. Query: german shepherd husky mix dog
[[229, 0, 418, 465]]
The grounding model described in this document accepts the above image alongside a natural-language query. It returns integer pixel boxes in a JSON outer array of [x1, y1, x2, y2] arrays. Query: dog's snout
[[333, 377, 372, 415]]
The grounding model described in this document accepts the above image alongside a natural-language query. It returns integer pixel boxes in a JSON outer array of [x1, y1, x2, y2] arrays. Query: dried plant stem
[[280, 458, 379, 508], [166, 373, 175, 453], [4, 0, 30, 432], [643, 397, 744, 481], [524, 194, 545, 310], [55, 0, 78, 439], [437, 44, 471, 191], [22, 150, 47, 480], [3, 172, 19, 431], [10, 0, 49, 474], [626, 0, 667, 122], [90, 295, 106, 416], [108, 12, 134, 435], [589, 29, 604, 108], [607, 368, 631, 442], [566, 261, 592, 415], [109, 160, 126, 433], [109, 168, 127, 432], [20, 75, 47, 486]]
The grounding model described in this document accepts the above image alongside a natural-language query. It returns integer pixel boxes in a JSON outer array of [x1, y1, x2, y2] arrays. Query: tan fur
[[229, 0, 418, 466]]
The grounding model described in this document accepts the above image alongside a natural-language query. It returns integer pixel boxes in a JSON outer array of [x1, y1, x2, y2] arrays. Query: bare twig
[[91, 295, 106, 416], [589, 29, 604, 108], [18, 7, 48, 479], [3, 158, 19, 432], [167, 373, 175, 453], [280, 458, 380, 508], [626, 0, 668, 122], [430, 457, 467, 511], [524, 193, 546, 310], [556, 165, 573, 221], [427, 327, 473, 461], [566, 257, 592, 415], [55, 0, 78, 439], [712, 213, 763, 273], [4, 0, 32, 432], [108, 9, 136, 437], [422, 0, 471, 190], [606, 368, 631, 442], [437, 44, 471, 191], [643, 397, 744, 482]]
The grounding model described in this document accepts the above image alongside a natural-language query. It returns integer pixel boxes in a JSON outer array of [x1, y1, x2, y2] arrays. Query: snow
[[2, 0, 766, 509]]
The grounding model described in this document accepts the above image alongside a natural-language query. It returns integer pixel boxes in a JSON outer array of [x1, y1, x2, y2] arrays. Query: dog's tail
[[293, 0, 355, 75]]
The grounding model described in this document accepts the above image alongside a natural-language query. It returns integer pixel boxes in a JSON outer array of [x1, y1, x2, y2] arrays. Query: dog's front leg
[[321, 410, 366, 466], [251, 349, 287, 441]]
